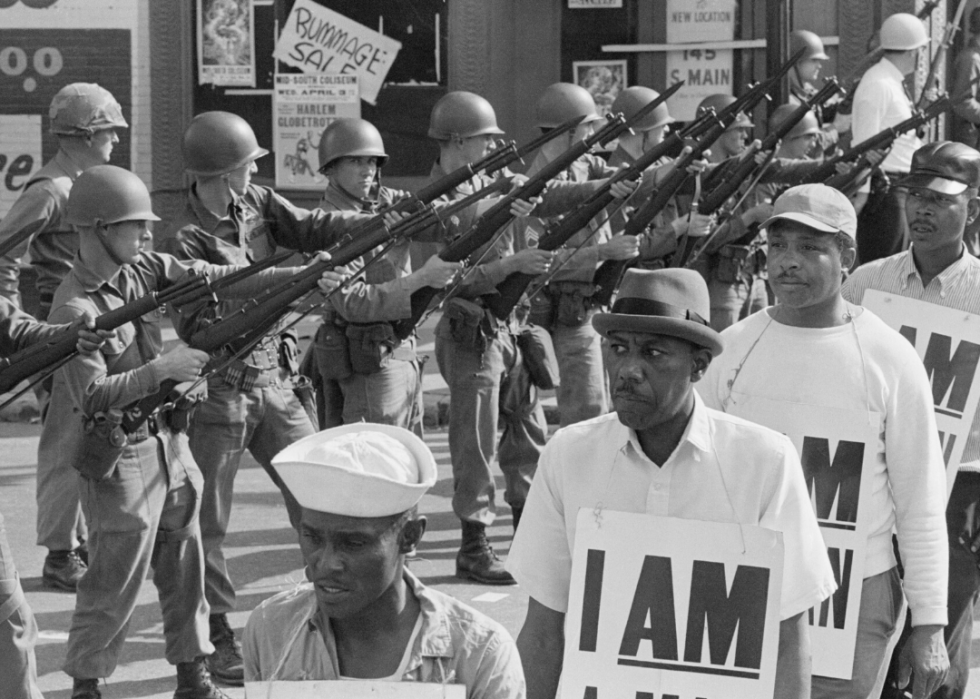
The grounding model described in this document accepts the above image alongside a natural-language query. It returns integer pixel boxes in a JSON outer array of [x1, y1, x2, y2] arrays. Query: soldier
[[310, 118, 460, 434], [165, 110, 387, 686], [787, 29, 846, 154], [0, 83, 128, 592], [49, 164, 345, 699]]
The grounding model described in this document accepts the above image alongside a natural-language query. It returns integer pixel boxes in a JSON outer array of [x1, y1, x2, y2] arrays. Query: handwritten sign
[[0, 115, 41, 218], [727, 400, 878, 679], [562, 510, 783, 699], [864, 291, 980, 496], [245, 681, 465, 698], [274, 0, 401, 106]]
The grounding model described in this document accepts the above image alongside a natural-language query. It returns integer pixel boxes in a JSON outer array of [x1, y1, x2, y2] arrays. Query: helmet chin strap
[[95, 221, 127, 267]]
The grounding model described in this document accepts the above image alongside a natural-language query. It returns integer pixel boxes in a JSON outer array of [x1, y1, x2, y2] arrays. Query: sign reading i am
[[561, 510, 783, 699]]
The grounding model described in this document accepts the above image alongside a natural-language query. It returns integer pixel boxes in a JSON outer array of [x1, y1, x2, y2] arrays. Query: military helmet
[[879, 13, 930, 51], [611, 86, 674, 131], [318, 119, 389, 174], [183, 111, 269, 177], [427, 92, 505, 140], [789, 30, 830, 62], [696, 94, 753, 130], [535, 82, 604, 129], [768, 104, 821, 140], [66, 165, 160, 228], [49, 83, 127, 136]]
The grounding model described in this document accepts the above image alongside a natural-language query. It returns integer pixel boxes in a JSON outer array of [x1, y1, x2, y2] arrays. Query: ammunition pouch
[[314, 319, 353, 381], [714, 245, 752, 284], [445, 297, 492, 354], [345, 322, 397, 375], [534, 281, 597, 329], [278, 334, 301, 375], [158, 382, 207, 433], [517, 324, 560, 390], [77, 410, 156, 482]]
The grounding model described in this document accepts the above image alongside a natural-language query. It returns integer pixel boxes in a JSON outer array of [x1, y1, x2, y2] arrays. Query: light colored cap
[[272, 424, 437, 517], [761, 183, 857, 240]]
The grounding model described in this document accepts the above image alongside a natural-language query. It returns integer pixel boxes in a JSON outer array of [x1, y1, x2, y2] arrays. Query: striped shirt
[[842, 247, 980, 468]]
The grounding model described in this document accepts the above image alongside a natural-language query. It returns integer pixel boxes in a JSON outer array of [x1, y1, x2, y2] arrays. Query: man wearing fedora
[[243, 424, 525, 697], [700, 183, 949, 699], [843, 142, 980, 699], [508, 267, 836, 699]]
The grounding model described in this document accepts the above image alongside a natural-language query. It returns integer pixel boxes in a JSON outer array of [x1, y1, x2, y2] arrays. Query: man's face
[[224, 159, 258, 197], [605, 331, 706, 433], [299, 508, 410, 620], [716, 127, 749, 158], [767, 222, 851, 312], [905, 185, 976, 255], [456, 134, 495, 165], [571, 121, 597, 144], [106, 220, 151, 264], [797, 58, 824, 83], [781, 133, 818, 160], [328, 156, 379, 200], [88, 129, 120, 163]]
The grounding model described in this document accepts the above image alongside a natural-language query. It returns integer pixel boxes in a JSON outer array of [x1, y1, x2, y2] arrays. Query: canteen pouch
[[77, 409, 128, 481], [715, 245, 751, 284], [314, 320, 353, 381], [445, 297, 489, 354], [345, 322, 396, 375], [553, 281, 597, 327], [292, 374, 318, 426], [517, 325, 561, 390]]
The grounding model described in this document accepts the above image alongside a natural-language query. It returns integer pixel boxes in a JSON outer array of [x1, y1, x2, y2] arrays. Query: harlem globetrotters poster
[[198, 0, 256, 87], [273, 73, 360, 190]]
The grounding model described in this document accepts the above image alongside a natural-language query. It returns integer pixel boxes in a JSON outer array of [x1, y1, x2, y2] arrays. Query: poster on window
[[197, 0, 256, 87], [574, 60, 627, 119], [273, 73, 360, 190]]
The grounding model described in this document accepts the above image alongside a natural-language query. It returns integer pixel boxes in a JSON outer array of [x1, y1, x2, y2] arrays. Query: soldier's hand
[[509, 197, 540, 218], [153, 344, 209, 383], [75, 312, 115, 354], [672, 212, 715, 238], [866, 149, 886, 168], [835, 161, 855, 176], [741, 202, 774, 226], [508, 248, 553, 275], [686, 158, 710, 175], [317, 268, 348, 295], [383, 211, 411, 228], [598, 235, 641, 261], [896, 625, 948, 699], [418, 256, 462, 289], [754, 150, 771, 166], [507, 174, 529, 191], [833, 112, 852, 134], [610, 178, 638, 199]]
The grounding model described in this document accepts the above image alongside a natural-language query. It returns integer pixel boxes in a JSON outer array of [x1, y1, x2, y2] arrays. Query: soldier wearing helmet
[[786, 30, 848, 158], [45, 164, 344, 699], [851, 12, 931, 264], [163, 110, 390, 686], [0, 82, 127, 594], [308, 117, 459, 433]]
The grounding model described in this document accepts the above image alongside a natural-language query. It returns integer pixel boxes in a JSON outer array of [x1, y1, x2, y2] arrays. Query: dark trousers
[[857, 184, 908, 266]]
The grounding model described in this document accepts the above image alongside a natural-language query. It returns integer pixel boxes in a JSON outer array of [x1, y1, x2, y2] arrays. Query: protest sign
[[245, 681, 465, 698], [274, 0, 402, 105], [730, 399, 879, 679], [273, 73, 359, 190], [197, 0, 256, 87], [865, 290, 980, 495], [562, 510, 783, 699]]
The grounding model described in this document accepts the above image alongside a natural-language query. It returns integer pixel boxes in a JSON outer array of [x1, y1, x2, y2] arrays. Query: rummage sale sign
[[864, 290, 980, 495], [729, 400, 878, 679], [561, 510, 783, 699]]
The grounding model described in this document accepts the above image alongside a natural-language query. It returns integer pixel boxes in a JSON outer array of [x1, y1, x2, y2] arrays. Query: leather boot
[[206, 613, 244, 686], [455, 521, 516, 585], [43, 549, 87, 592], [71, 678, 101, 699], [174, 656, 231, 699], [511, 505, 523, 532]]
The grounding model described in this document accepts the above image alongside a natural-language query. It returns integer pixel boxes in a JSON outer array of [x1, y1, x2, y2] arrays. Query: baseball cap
[[899, 141, 980, 196], [761, 183, 857, 239]]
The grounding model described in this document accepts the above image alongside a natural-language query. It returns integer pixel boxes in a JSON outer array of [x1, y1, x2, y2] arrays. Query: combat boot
[[43, 549, 87, 591], [455, 521, 516, 585], [206, 613, 244, 686], [174, 657, 231, 699], [71, 678, 101, 699]]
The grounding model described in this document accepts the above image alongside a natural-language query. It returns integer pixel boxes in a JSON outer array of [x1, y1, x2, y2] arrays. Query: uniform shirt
[[606, 146, 677, 266], [0, 150, 83, 307], [0, 296, 61, 356], [852, 58, 921, 182], [843, 247, 980, 470], [698, 308, 949, 626], [243, 571, 526, 699], [951, 37, 980, 148], [507, 394, 836, 620]]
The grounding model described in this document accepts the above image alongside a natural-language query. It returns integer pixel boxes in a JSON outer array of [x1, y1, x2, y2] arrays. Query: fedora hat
[[593, 268, 723, 356]]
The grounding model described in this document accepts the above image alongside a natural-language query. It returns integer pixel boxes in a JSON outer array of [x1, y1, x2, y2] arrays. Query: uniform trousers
[[187, 378, 313, 615], [550, 320, 607, 427], [35, 414, 86, 552], [64, 432, 211, 678], [0, 511, 41, 699], [707, 275, 768, 332], [435, 316, 547, 526]]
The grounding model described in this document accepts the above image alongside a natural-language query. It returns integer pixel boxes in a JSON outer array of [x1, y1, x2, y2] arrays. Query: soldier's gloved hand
[[598, 235, 641, 261], [507, 248, 553, 275], [418, 255, 462, 289], [672, 212, 715, 238], [75, 311, 115, 354], [741, 202, 774, 227], [153, 344, 209, 383], [610, 176, 639, 199], [509, 197, 540, 218]]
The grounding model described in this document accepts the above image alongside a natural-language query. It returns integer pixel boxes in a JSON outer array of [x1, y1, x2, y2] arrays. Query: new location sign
[[865, 290, 980, 495], [664, 0, 736, 121], [562, 510, 783, 699]]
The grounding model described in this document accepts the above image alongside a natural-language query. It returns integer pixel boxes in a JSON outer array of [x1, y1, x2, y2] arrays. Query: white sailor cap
[[272, 424, 438, 517]]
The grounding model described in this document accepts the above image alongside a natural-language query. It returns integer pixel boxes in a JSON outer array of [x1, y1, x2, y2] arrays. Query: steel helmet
[[696, 94, 753, 130], [49, 83, 127, 136], [879, 13, 930, 51], [427, 92, 505, 140], [768, 104, 820, 139], [535, 82, 604, 129], [66, 165, 160, 228], [789, 30, 829, 62], [318, 119, 389, 174], [183, 111, 269, 177], [611, 86, 674, 131]]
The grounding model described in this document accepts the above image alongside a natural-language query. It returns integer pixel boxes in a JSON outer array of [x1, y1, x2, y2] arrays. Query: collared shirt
[[0, 150, 84, 304], [852, 58, 921, 180], [843, 247, 980, 468], [507, 394, 836, 621], [243, 570, 526, 699]]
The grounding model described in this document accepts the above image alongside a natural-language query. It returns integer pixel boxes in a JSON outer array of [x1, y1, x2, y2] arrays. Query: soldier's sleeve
[[327, 254, 413, 322], [758, 157, 824, 184], [953, 52, 980, 125], [0, 296, 62, 355], [258, 187, 374, 252], [0, 184, 58, 305]]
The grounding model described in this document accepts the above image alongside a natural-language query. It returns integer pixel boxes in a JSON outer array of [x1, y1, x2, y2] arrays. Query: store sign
[[275, 0, 401, 106], [273, 73, 359, 190], [665, 0, 738, 44], [0, 115, 41, 218], [664, 0, 736, 122], [569, 0, 624, 7]]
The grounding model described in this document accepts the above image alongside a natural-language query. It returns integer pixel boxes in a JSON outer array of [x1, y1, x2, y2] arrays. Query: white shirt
[[507, 394, 836, 621], [698, 308, 949, 626]]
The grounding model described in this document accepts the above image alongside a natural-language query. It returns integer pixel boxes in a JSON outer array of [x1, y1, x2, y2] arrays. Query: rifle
[[389, 83, 686, 337], [919, 0, 967, 109]]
